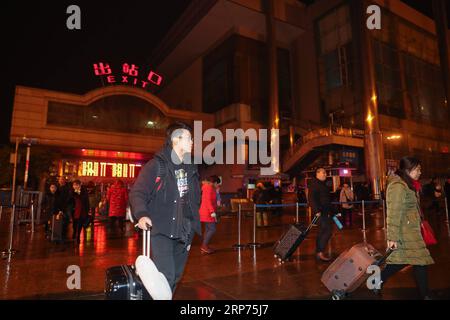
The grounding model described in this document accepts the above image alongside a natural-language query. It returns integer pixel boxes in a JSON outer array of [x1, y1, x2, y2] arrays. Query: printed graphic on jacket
[[175, 168, 189, 198]]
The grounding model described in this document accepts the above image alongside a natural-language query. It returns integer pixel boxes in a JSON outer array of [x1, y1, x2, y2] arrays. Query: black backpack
[[150, 156, 167, 200], [130, 157, 167, 222]]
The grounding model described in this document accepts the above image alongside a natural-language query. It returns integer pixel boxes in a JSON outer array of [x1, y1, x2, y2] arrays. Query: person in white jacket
[[340, 183, 354, 227]]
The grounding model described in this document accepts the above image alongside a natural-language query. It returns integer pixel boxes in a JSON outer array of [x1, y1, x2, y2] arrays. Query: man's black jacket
[[56, 183, 72, 212], [70, 187, 90, 217], [308, 178, 336, 216], [129, 146, 201, 239]]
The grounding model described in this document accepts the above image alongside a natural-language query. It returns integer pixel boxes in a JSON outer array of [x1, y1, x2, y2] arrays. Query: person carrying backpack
[[130, 122, 201, 294]]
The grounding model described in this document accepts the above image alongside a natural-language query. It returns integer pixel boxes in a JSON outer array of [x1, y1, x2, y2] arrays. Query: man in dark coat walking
[[56, 176, 72, 243], [130, 122, 201, 293], [71, 180, 90, 244], [308, 167, 336, 262]]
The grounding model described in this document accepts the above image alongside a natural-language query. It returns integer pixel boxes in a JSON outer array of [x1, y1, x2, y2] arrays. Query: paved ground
[[1, 204, 449, 300]]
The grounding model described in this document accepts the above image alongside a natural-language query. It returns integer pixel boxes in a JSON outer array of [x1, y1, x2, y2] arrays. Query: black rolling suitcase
[[273, 214, 320, 262], [51, 212, 63, 242], [105, 229, 152, 300]]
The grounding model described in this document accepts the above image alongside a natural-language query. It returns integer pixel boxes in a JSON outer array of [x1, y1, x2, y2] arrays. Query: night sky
[[0, 1, 191, 144], [0, 0, 444, 145]]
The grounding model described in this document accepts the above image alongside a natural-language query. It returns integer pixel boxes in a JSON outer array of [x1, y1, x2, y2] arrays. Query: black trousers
[[150, 233, 194, 293], [429, 199, 441, 214], [72, 217, 87, 242], [109, 216, 125, 231], [61, 208, 72, 241], [316, 214, 333, 253], [381, 264, 429, 298], [342, 208, 353, 225]]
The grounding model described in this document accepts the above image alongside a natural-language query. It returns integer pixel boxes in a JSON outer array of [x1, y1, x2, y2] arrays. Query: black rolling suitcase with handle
[[51, 212, 63, 242], [273, 214, 320, 262], [105, 228, 152, 300]]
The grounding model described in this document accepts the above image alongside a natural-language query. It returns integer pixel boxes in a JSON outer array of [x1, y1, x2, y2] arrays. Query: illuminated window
[[203, 34, 291, 127], [47, 95, 169, 135], [316, 5, 353, 91], [404, 53, 447, 124], [373, 40, 405, 118]]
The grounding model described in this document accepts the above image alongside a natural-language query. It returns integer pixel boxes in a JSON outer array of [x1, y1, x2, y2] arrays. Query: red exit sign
[[93, 62, 163, 90]]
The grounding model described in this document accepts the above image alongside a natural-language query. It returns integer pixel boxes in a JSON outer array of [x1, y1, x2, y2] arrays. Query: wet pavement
[[1, 205, 449, 300]]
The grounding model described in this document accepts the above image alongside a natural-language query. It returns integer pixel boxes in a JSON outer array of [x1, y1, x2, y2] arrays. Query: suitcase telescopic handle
[[374, 246, 395, 266], [135, 223, 152, 257], [305, 213, 320, 233]]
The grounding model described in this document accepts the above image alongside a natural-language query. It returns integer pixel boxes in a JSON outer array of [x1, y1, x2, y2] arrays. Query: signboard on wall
[[78, 161, 142, 179]]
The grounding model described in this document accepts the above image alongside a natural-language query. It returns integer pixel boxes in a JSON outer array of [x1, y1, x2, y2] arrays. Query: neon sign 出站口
[[93, 62, 163, 90], [79, 161, 141, 178]]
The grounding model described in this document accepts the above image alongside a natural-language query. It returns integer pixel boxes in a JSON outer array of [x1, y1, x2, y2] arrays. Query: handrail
[[286, 126, 365, 159], [254, 200, 382, 208]]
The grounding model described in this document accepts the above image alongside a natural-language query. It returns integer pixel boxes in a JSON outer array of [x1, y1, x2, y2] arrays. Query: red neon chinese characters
[[93, 62, 112, 76], [147, 71, 163, 86], [122, 63, 139, 76], [93, 61, 163, 89]]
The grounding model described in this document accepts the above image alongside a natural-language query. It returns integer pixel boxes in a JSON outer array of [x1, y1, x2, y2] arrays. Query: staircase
[[282, 126, 364, 173]]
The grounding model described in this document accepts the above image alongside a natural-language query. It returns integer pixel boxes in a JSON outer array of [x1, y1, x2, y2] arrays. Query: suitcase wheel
[[331, 290, 346, 300]]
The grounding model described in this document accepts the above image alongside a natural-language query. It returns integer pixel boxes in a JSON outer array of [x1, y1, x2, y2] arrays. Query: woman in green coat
[[381, 156, 434, 299]]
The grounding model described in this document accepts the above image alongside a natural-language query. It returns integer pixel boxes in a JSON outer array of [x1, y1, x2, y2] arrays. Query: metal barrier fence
[[1, 204, 18, 259], [0, 189, 43, 260], [231, 199, 388, 249], [16, 190, 43, 226], [231, 196, 450, 249]]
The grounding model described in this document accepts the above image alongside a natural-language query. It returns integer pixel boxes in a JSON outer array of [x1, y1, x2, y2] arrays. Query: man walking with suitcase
[[56, 176, 73, 244], [130, 122, 201, 294], [308, 168, 335, 262]]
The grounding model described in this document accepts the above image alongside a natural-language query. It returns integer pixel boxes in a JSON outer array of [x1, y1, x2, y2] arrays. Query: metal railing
[[231, 199, 387, 250], [231, 196, 450, 250], [0, 188, 43, 260], [16, 190, 43, 226], [286, 126, 364, 158], [1, 204, 18, 259]]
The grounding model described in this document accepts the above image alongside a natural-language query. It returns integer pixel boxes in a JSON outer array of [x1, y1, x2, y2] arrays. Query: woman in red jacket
[[199, 176, 220, 254], [107, 180, 129, 234]]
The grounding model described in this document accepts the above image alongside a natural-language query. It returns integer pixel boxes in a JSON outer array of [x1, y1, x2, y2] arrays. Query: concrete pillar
[[328, 151, 334, 166], [265, 0, 279, 131], [350, 0, 386, 199], [289, 125, 295, 155]]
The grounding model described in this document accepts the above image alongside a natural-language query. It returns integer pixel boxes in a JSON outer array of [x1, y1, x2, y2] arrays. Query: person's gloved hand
[[211, 212, 217, 222]]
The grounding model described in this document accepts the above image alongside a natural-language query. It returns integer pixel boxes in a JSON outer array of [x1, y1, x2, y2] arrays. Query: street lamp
[[21, 136, 38, 190]]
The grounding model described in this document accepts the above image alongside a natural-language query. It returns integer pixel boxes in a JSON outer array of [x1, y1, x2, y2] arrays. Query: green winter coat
[[386, 175, 434, 265]]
